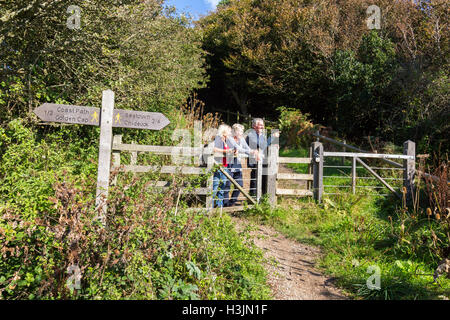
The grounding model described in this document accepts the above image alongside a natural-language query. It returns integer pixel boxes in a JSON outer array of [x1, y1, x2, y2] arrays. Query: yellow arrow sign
[[115, 113, 121, 124], [91, 111, 99, 123]]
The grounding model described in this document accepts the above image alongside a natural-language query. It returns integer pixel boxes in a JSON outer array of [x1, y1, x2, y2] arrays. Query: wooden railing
[[110, 132, 417, 210], [110, 135, 316, 211], [111, 135, 267, 212]]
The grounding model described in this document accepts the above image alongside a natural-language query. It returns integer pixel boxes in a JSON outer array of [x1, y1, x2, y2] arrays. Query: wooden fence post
[[267, 140, 279, 207], [193, 120, 202, 166], [112, 135, 122, 185], [129, 141, 138, 180], [95, 89, 114, 225], [403, 140, 415, 202], [352, 156, 356, 194], [206, 151, 214, 211], [130, 141, 138, 165], [312, 141, 323, 203], [308, 144, 313, 191], [257, 158, 263, 203]]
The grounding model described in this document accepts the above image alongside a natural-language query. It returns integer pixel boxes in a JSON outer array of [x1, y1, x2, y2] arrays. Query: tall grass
[[240, 148, 450, 300]]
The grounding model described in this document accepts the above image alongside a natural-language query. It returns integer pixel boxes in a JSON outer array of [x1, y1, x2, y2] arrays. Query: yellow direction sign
[[111, 109, 170, 130]]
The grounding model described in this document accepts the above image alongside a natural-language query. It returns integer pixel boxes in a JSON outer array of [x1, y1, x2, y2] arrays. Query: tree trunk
[[230, 89, 248, 115]]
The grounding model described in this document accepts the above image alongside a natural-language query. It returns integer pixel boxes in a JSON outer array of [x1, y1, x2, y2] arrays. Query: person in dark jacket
[[246, 118, 278, 197]]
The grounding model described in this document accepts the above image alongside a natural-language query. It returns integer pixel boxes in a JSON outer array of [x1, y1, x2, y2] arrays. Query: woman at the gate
[[223, 124, 258, 207], [212, 124, 256, 208]]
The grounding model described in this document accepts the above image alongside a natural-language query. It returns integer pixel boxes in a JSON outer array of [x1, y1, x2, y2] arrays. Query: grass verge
[[236, 148, 450, 300], [238, 195, 449, 300]]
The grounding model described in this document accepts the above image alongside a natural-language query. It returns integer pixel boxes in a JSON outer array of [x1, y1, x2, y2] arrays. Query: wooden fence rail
[[274, 151, 314, 200], [110, 133, 418, 210], [314, 132, 417, 201], [313, 131, 404, 168]]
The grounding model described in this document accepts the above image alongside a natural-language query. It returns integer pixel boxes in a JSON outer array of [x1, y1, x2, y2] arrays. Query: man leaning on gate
[[246, 118, 279, 198]]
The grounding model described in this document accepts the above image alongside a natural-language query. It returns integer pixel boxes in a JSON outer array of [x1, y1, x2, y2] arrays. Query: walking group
[[209, 118, 278, 208]]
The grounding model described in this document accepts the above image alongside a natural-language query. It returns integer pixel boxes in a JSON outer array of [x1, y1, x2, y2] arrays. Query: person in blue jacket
[[246, 118, 279, 197]]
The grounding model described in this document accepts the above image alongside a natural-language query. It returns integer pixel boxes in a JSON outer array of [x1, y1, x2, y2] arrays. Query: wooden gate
[[109, 131, 416, 210], [312, 132, 416, 202], [111, 135, 265, 212]]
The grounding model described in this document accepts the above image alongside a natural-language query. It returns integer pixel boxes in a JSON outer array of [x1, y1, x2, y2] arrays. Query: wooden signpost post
[[96, 90, 114, 225], [34, 89, 170, 225]]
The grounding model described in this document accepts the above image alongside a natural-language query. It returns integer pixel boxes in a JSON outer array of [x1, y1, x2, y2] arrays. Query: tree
[[0, 0, 207, 123], [329, 31, 398, 137], [198, 0, 448, 157], [199, 0, 340, 116]]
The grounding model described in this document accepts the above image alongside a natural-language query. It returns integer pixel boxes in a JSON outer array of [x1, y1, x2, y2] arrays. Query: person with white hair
[[223, 124, 258, 207], [246, 118, 279, 197], [211, 124, 252, 208]]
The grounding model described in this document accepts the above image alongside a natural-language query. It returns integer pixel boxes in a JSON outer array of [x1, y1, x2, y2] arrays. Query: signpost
[[95, 90, 115, 225], [34, 90, 170, 225], [34, 103, 170, 130]]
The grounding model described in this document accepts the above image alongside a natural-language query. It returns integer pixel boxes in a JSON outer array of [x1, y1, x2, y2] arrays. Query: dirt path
[[231, 163, 347, 299], [232, 216, 348, 300]]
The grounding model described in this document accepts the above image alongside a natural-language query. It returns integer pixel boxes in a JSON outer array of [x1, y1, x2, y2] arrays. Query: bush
[[0, 120, 271, 300], [276, 107, 315, 149], [0, 171, 272, 299]]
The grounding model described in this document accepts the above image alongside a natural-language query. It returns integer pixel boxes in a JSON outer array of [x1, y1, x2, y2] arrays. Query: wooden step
[[276, 189, 313, 197], [277, 173, 313, 180]]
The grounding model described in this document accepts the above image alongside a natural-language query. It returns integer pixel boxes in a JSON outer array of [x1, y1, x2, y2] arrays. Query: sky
[[165, 0, 220, 20]]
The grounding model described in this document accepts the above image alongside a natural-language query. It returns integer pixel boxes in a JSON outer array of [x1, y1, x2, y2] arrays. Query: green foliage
[[276, 107, 315, 149], [199, 0, 333, 116], [198, 0, 448, 162], [400, 70, 449, 160], [0, 118, 271, 300], [328, 31, 398, 137], [0, 120, 104, 218], [0, 0, 206, 124], [0, 173, 271, 300]]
